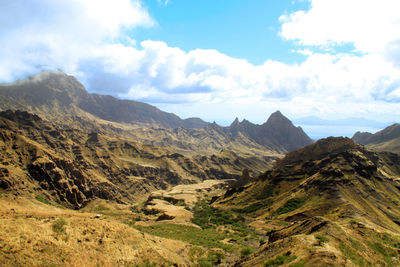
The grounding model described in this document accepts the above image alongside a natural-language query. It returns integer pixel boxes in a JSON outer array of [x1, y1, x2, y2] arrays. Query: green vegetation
[[174, 200, 186, 206], [133, 224, 232, 251], [315, 234, 330, 246], [273, 220, 290, 227], [188, 247, 225, 266], [189, 247, 205, 263], [197, 251, 225, 267], [349, 219, 359, 225], [339, 243, 369, 267], [368, 242, 397, 265], [232, 199, 273, 214], [240, 247, 254, 258], [191, 200, 244, 229], [52, 218, 67, 234], [264, 252, 297, 267], [262, 227, 272, 232], [93, 204, 110, 212], [35, 195, 51, 205], [256, 184, 276, 200], [0, 190, 9, 196], [289, 260, 307, 267], [124, 217, 142, 227], [380, 232, 400, 249], [273, 198, 305, 216], [133, 259, 157, 267]]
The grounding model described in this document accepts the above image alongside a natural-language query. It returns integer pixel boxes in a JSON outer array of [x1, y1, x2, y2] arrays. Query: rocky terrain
[[216, 137, 400, 266], [353, 123, 400, 154], [3, 136, 400, 266], [0, 109, 277, 210]]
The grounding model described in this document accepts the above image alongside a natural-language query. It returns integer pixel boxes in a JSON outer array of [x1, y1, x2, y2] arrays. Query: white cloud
[[157, 0, 169, 6], [1, 0, 400, 130], [81, 40, 400, 111], [280, 0, 400, 54], [0, 0, 153, 82]]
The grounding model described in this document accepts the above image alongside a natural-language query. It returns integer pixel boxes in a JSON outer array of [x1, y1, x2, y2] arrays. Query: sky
[[1, 0, 400, 138]]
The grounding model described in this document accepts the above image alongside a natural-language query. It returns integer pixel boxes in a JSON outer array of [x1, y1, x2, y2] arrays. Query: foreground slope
[[353, 123, 400, 154], [0, 194, 194, 266], [217, 137, 400, 266]]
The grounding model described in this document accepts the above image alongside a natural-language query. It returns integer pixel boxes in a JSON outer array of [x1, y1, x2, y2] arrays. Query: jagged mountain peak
[[225, 111, 313, 152], [264, 110, 291, 126], [230, 117, 240, 127]]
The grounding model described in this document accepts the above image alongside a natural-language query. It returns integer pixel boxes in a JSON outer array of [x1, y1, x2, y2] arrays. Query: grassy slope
[[0, 194, 192, 266]]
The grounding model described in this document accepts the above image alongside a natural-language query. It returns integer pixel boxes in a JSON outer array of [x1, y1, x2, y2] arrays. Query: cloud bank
[[1, 0, 400, 125]]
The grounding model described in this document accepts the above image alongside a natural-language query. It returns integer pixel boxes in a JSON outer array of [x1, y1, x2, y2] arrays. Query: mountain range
[[0, 71, 208, 129], [352, 123, 400, 154], [0, 71, 313, 153]]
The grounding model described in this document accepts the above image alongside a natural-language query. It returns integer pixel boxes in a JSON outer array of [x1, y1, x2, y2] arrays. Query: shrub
[[315, 234, 330, 246], [35, 195, 51, 205], [289, 260, 306, 267], [368, 242, 397, 265], [232, 199, 273, 214], [339, 243, 367, 266], [133, 224, 232, 251], [191, 200, 243, 229], [52, 218, 67, 234], [240, 247, 254, 258], [256, 185, 275, 200], [273, 198, 305, 216], [94, 204, 109, 212], [265, 252, 297, 266]]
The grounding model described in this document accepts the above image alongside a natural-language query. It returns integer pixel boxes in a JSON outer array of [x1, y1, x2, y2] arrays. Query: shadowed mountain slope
[[353, 123, 400, 154], [0, 71, 208, 128], [229, 111, 313, 152]]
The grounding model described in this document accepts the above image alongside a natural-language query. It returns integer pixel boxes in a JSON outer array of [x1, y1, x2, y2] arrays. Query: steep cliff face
[[228, 111, 313, 152]]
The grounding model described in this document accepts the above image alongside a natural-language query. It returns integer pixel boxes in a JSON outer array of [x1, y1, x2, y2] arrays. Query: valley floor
[[0, 180, 263, 266]]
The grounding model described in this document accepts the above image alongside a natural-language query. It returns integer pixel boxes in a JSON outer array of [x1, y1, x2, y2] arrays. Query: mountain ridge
[[0, 71, 209, 129], [352, 123, 400, 154], [0, 71, 313, 153]]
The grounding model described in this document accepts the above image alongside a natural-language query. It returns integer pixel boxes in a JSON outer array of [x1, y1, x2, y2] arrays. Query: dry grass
[[0, 195, 192, 266]]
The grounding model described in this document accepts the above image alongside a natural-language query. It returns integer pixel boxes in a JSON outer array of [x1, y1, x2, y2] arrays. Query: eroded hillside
[[0, 110, 276, 209], [216, 137, 400, 266]]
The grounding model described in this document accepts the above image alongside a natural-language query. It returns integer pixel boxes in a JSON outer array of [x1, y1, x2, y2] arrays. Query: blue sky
[[1, 0, 400, 138], [133, 0, 310, 65]]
